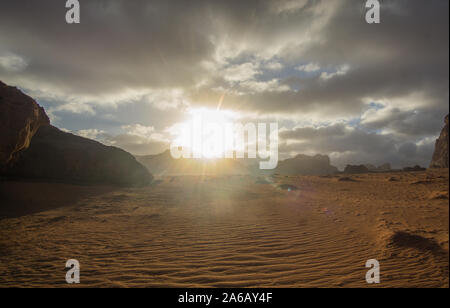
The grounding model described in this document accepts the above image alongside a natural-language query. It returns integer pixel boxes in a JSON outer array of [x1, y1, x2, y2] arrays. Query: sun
[[171, 108, 238, 159]]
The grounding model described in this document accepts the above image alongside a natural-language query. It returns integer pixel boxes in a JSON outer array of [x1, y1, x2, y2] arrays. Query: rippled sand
[[0, 169, 448, 287]]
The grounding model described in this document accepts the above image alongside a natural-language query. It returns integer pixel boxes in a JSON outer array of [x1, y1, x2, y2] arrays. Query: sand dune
[[0, 169, 448, 287]]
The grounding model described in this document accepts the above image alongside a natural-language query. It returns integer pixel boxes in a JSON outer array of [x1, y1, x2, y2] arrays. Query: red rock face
[[344, 164, 370, 174], [6, 125, 153, 187], [0, 81, 50, 166], [430, 114, 449, 168], [275, 154, 338, 176]]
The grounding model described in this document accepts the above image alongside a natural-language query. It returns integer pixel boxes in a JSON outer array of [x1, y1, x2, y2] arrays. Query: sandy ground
[[0, 169, 448, 288]]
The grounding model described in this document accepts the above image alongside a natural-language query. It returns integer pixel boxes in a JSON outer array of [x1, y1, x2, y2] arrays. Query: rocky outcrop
[[377, 163, 392, 172], [1, 80, 152, 186], [364, 163, 391, 172], [430, 114, 449, 168], [137, 151, 339, 177], [364, 164, 377, 172], [274, 154, 338, 176], [0, 81, 50, 167], [5, 125, 153, 186], [403, 165, 426, 172], [344, 164, 369, 174], [137, 149, 247, 176]]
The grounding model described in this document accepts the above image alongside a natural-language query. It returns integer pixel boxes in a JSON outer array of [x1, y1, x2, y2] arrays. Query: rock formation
[[403, 165, 426, 172], [377, 163, 392, 172], [274, 154, 338, 176], [1, 80, 152, 186], [0, 81, 50, 167], [364, 163, 391, 172], [136, 149, 247, 176], [430, 114, 449, 168], [5, 125, 153, 186], [344, 164, 369, 174], [137, 151, 340, 177], [363, 164, 377, 172]]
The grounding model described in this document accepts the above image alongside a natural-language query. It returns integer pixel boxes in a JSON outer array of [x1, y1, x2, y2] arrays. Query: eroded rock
[[430, 114, 449, 168], [0, 81, 50, 167]]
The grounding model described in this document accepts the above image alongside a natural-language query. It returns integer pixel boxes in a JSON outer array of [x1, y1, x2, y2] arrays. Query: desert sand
[[0, 169, 448, 288]]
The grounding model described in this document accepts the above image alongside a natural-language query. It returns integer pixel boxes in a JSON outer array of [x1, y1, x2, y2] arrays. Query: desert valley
[[0, 81, 448, 287], [1, 0, 449, 292]]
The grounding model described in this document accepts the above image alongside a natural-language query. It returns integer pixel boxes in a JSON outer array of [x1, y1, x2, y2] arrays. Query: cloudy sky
[[0, 0, 448, 168]]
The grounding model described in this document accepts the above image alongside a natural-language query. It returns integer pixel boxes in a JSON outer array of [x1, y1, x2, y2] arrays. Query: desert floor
[[0, 169, 448, 288]]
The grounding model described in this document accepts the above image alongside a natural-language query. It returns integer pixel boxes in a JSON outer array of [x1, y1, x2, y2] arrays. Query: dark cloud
[[0, 0, 447, 164], [279, 123, 436, 168], [0, 0, 216, 93], [360, 106, 447, 137], [185, 0, 448, 122]]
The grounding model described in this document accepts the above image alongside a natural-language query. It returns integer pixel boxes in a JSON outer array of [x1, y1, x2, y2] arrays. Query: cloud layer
[[0, 0, 448, 168]]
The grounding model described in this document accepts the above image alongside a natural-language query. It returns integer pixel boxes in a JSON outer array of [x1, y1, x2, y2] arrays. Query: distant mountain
[[270, 154, 338, 176], [344, 165, 370, 174], [403, 165, 426, 172], [136, 150, 248, 176], [430, 114, 449, 168], [364, 163, 392, 172], [137, 151, 340, 177]]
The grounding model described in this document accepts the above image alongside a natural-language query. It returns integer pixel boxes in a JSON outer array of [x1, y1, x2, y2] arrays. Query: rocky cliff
[[0, 81, 50, 167], [430, 114, 449, 168], [5, 125, 153, 186], [1, 80, 152, 186]]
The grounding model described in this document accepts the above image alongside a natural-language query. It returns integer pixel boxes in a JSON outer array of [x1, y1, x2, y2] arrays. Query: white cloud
[[0, 53, 28, 72], [269, 0, 309, 14], [121, 124, 155, 139], [143, 88, 189, 110], [239, 79, 290, 93], [223, 62, 260, 83], [76, 129, 107, 140], [121, 124, 169, 143], [320, 64, 350, 80], [50, 102, 96, 116], [296, 63, 320, 72], [265, 61, 283, 71]]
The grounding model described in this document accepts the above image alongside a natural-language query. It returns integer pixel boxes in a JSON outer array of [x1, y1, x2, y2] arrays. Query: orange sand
[[0, 169, 448, 287]]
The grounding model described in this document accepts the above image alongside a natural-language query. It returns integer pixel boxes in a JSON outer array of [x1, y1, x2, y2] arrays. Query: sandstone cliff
[[430, 114, 449, 168], [0, 81, 50, 167], [5, 125, 153, 186], [1, 80, 152, 186]]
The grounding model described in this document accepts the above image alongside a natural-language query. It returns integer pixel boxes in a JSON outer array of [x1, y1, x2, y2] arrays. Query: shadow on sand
[[0, 180, 117, 219], [391, 231, 449, 263]]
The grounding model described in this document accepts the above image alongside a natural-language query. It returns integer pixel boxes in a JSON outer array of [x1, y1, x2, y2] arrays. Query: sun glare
[[172, 108, 238, 159]]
